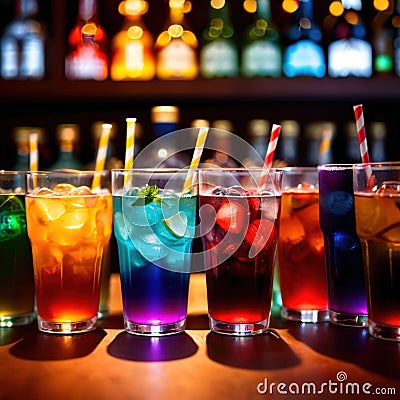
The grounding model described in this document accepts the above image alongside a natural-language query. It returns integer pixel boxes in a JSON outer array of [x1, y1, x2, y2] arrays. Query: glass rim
[[26, 170, 110, 175], [353, 161, 400, 170], [318, 163, 355, 170], [0, 170, 26, 175]]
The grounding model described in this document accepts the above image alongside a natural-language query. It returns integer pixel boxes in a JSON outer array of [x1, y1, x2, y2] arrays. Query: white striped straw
[[182, 126, 209, 193], [259, 124, 281, 187]]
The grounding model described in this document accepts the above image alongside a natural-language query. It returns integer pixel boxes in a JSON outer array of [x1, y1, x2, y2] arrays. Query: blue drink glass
[[318, 164, 368, 327], [112, 169, 197, 336]]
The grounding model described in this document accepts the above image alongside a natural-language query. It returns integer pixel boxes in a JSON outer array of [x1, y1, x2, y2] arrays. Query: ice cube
[[326, 191, 353, 216], [29, 198, 66, 225], [225, 185, 246, 196], [134, 231, 168, 262], [71, 186, 93, 196], [32, 187, 54, 197], [356, 196, 400, 238], [279, 215, 305, 244], [53, 183, 76, 195], [211, 187, 226, 196], [122, 197, 161, 227], [376, 181, 400, 195]]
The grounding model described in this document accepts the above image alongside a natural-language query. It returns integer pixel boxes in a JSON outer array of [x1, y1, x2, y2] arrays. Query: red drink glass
[[199, 168, 283, 335], [278, 167, 328, 322]]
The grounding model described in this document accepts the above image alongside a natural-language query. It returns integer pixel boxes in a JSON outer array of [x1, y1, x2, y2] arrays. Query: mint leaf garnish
[[131, 184, 159, 205]]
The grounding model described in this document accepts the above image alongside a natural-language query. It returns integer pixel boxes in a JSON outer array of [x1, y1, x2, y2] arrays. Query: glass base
[[98, 305, 110, 320], [38, 315, 98, 334], [124, 318, 186, 336], [369, 320, 400, 342], [329, 310, 368, 327], [209, 317, 269, 336], [0, 312, 35, 327], [281, 307, 329, 323]]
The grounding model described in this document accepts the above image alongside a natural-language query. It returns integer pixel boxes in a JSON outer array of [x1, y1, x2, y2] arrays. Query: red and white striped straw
[[259, 124, 281, 187], [353, 104, 374, 187], [264, 124, 282, 170]]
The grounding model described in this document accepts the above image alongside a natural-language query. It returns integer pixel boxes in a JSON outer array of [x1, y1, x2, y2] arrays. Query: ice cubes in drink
[[326, 190, 353, 216]]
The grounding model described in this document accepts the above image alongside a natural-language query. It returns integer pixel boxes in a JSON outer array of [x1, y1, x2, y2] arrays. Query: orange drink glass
[[278, 167, 328, 322], [25, 171, 112, 334], [354, 162, 400, 341]]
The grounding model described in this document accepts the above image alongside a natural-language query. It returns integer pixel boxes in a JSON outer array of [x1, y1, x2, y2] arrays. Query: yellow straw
[[29, 133, 39, 171], [125, 118, 136, 170], [124, 118, 136, 186], [92, 123, 112, 191], [182, 126, 209, 193]]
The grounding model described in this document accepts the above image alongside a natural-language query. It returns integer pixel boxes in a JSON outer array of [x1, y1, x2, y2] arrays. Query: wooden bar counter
[[1, 273, 399, 400]]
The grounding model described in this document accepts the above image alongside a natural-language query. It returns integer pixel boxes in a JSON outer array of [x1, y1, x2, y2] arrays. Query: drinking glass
[[278, 167, 329, 322], [318, 164, 368, 327], [112, 169, 197, 335], [0, 171, 35, 327], [199, 168, 283, 335], [25, 170, 113, 334], [354, 162, 400, 341]]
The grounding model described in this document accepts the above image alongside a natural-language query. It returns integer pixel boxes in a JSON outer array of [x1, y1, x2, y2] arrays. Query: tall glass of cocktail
[[278, 167, 329, 322], [0, 171, 35, 327], [25, 170, 113, 334], [318, 164, 367, 327], [199, 168, 283, 335], [354, 162, 400, 341], [112, 169, 197, 335]]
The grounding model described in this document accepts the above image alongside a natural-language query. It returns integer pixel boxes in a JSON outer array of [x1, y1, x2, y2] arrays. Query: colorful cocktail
[[199, 168, 282, 335], [25, 171, 112, 334], [354, 162, 400, 341], [318, 164, 367, 327], [278, 167, 328, 322], [112, 169, 197, 335], [0, 171, 35, 327]]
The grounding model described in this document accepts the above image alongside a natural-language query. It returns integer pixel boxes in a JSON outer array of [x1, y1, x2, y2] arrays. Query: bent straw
[[124, 118, 136, 186], [259, 124, 281, 187], [353, 104, 375, 188], [92, 123, 112, 191], [182, 126, 209, 193]]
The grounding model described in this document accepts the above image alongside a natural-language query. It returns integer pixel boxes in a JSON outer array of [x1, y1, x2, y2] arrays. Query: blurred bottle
[[344, 121, 361, 163], [65, 23, 108, 80], [277, 120, 300, 165], [51, 124, 83, 170], [243, 119, 270, 166], [134, 106, 190, 168], [327, 0, 372, 78], [241, 0, 282, 77], [200, 0, 238, 78], [372, 0, 395, 75], [305, 121, 335, 166], [12, 127, 45, 170], [155, 0, 198, 80], [204, 119, 238, 167], [67, 0, 108, 52], [283, 0, 325, 78], [110, 0, 156, 81], [1, 0, 46, 80], [369, 122, 387, 162]]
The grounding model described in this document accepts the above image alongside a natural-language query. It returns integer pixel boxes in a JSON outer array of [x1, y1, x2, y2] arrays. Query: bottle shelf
[[1, 76, 399, 103]]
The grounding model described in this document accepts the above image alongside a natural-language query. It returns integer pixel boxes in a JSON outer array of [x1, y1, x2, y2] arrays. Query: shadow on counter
[[206, 328, 301, 370], [107, 331, 198, 362], [8, 325, 106, 360], [283, 320, 400, 381]]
